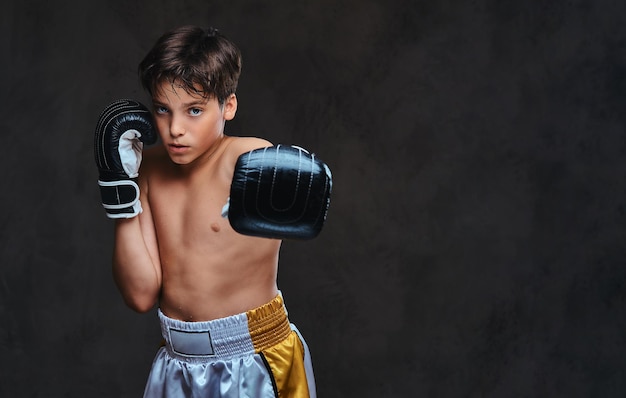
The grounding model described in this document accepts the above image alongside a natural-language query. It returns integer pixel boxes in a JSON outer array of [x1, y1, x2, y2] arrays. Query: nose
[[169, 115, 186, 137]]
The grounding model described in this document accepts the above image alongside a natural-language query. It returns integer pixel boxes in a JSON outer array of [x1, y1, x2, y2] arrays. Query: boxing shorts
[[143, 294, 316, 397]]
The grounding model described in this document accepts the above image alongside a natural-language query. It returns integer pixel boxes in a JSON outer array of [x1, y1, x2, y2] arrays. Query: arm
[[112, 187, 162, 312], [94, 99, 161, 312]]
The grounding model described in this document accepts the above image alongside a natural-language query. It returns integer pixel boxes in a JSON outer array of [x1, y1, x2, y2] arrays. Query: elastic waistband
[[158, 294, 292, 361]]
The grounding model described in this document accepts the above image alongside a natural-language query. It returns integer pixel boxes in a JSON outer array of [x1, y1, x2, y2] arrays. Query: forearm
[[113, 218, 162, 312]]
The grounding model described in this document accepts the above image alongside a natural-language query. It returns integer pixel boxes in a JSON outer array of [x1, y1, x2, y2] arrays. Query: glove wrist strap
[[98, 179, 142, 219]]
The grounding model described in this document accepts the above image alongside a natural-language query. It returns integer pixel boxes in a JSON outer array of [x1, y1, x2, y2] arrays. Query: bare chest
[[147, 164, 234, 248]]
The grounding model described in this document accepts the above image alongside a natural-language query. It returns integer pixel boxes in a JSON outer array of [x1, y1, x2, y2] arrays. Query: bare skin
[[112, 82, 281, 321]]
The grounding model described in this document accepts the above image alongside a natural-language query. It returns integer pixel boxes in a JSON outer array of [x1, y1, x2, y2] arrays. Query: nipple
[[211, 223, 221, 233]]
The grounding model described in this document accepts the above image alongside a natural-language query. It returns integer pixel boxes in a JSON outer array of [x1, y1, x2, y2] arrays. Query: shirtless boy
[[94, 25, 330, 397]]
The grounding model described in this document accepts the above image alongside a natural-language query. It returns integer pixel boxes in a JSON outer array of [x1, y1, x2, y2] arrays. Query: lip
[[167, 143, 190, 154]]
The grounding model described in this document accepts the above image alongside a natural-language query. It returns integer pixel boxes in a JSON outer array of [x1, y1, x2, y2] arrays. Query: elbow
[[122, 292, 158, 313], [112, 268, 160, 313], [129, 301, 156, 314]]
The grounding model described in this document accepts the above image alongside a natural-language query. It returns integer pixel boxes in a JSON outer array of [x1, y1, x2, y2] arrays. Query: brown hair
[[138, 26, 242, 104]]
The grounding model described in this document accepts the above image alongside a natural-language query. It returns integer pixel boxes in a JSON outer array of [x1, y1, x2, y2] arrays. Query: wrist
[[98, 179, 142, 219]]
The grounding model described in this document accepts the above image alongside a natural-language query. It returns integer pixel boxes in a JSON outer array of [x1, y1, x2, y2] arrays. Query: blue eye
[[189, 108, 202, 116], [155, 106, 168, 114]]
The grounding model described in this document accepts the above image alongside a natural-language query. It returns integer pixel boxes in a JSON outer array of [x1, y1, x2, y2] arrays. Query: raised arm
[[94, 99, 162, 312]]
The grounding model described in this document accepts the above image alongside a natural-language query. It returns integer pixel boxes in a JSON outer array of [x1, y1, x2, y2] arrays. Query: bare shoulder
[[225, 136, 272, 155], [222, 136, 273, 164]]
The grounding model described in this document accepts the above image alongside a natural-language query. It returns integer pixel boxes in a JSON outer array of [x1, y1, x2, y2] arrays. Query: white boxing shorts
[[143, 294, 316, 397]]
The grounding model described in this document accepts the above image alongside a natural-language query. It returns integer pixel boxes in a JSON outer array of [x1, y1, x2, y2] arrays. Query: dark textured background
[[2, 0, 626, 397]]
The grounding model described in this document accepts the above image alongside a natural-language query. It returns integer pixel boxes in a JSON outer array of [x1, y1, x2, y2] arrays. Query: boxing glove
[[94, 99, 157, 218], [226, 145, 332, 240]]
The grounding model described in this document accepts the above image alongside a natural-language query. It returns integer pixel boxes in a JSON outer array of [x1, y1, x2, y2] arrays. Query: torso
[[141, 136, 281, 321]]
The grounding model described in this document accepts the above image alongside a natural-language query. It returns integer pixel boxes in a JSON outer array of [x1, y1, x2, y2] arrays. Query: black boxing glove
[[94, 99, 157, 219], [225, 145, 332, 240]]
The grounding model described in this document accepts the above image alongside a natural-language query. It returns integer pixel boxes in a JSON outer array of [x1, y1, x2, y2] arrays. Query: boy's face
[[151, 80, 237, 165]]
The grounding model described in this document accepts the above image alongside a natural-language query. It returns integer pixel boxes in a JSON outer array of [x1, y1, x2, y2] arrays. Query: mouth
[[168, 143, 190, 154]]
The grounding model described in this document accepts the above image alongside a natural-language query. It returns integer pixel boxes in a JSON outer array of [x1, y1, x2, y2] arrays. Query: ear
[[223, 94, 238, 121]]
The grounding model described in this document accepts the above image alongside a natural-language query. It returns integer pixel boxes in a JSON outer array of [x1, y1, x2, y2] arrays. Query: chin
[[168, 155, 192, 165]]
